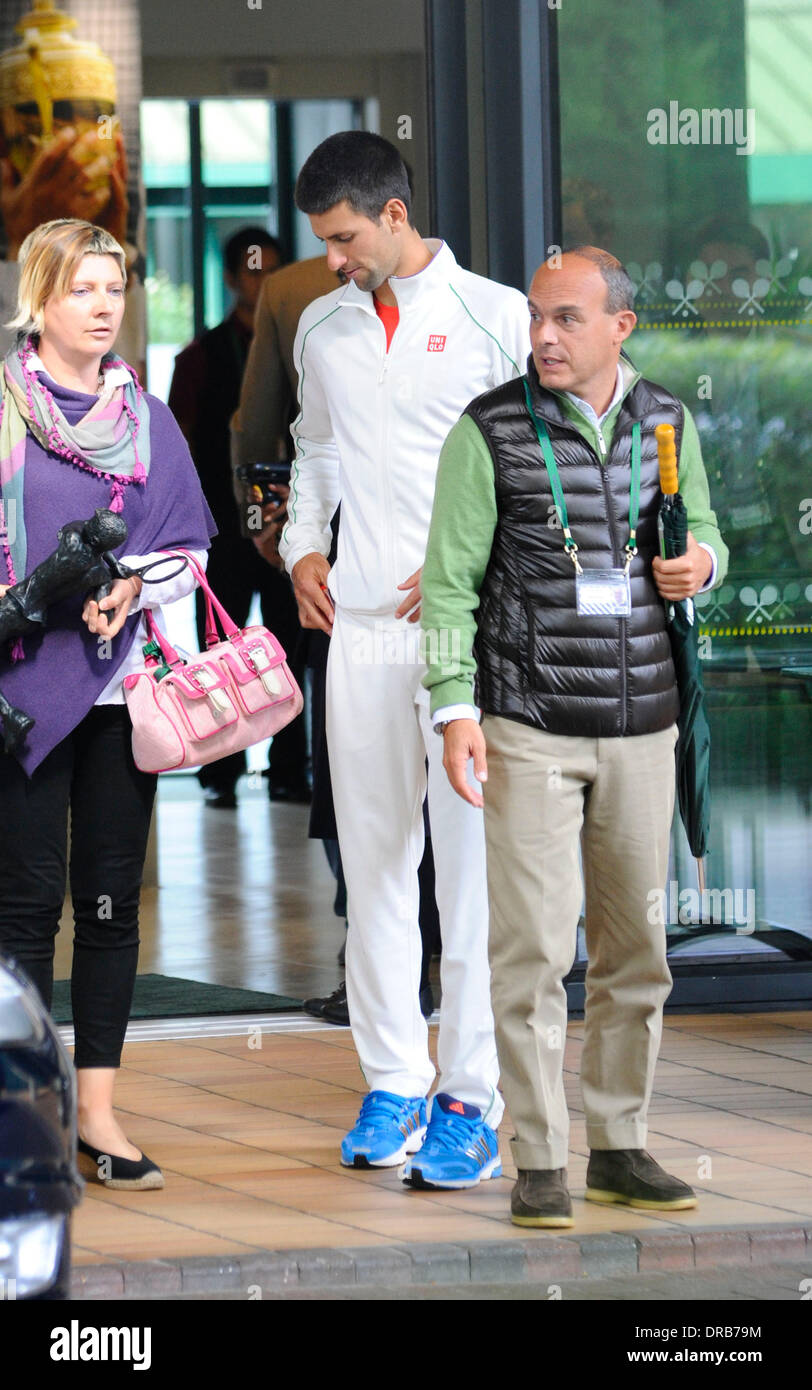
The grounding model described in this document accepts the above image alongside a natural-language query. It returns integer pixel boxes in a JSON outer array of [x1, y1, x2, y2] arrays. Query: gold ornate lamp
[[0, 1, 117, 180]]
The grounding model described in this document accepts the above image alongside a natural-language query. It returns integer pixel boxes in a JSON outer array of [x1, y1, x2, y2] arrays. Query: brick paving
[[66, 1010, 812, 1299]]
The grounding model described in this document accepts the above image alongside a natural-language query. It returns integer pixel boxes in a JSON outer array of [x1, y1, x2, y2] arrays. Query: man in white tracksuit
[[279, 132, 529, 1187]]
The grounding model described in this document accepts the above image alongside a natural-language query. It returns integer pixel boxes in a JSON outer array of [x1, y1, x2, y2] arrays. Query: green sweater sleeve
[[421, 414, 497, 714], [678, 406, 729, 586]]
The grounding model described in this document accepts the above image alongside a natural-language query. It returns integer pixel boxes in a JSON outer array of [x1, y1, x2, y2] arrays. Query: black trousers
[[196, 538, 308, 791], [0, 706, 157, 1068]]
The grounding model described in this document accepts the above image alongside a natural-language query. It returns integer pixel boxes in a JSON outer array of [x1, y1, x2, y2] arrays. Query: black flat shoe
[[302, 982, 435, 1025], [303, 981, 349, 1025], [202, 786, 237, 809], [268, 780, 312, 804], [78, 1139, 164, 1191]]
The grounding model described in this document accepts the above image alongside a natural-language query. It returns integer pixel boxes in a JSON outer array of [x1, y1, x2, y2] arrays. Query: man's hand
[[251, 485, 289, 570], [252, 519, 284, 569], [442, 718, 488, 808], [82, 576, 142, 639], [395, 567, 422, 622], [652, 530, 713, 601], [265, 483, 290, 517], [291, 552, 334, 634]]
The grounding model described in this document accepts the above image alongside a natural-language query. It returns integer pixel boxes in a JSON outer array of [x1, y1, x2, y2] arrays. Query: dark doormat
[[51, 974, 302, 1025]]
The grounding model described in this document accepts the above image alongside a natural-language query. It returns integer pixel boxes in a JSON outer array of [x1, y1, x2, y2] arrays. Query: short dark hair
[[563, 245, 636, 313], [295, 131, 413, 223], [224, 226, 284, 276]]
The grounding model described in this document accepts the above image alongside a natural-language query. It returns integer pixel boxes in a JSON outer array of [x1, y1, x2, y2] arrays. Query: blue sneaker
[[402, 1093, 502, 1189], [341, 1090, 427, 1168]]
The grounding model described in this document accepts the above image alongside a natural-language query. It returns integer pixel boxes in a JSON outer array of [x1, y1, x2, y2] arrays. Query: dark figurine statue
[[0, 509, 131, 754]]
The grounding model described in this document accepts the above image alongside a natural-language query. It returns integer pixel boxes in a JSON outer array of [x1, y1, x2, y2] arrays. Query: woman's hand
[[0, 585, 9, 599], [82, 576, 142, 638]]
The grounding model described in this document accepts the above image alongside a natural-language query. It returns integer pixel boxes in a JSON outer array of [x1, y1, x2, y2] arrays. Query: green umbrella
[[656, 423, 712, 893]]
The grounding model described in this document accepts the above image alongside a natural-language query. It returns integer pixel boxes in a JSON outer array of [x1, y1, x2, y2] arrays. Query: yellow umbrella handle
[[655, 422, 678, 495]]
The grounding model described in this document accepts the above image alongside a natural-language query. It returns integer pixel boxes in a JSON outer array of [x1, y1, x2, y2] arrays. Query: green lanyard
[[523, 379, 641, 575]]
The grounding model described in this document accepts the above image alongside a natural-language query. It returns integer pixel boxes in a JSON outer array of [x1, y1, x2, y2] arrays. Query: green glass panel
[[200, 100, 274, 188], [140, 101, 190, 188], [559, 0, 812, 952]]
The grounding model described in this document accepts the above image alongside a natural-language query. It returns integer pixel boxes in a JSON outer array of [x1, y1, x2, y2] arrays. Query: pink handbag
[[123, 550, 303, 774]]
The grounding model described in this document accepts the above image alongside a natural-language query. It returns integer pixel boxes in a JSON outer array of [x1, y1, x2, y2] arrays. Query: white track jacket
[[279, 239, 530, 615]]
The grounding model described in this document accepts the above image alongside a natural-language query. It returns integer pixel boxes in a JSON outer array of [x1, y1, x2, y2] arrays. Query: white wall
[[138, 0, 429, 230], [139, 0, 425, 59]]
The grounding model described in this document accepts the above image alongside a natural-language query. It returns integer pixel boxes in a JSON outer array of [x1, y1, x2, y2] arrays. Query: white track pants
[[326, 610, 502, 1125]]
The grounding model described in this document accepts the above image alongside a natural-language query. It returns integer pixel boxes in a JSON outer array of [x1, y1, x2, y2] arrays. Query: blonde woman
[[0, 220, 214, 1190]]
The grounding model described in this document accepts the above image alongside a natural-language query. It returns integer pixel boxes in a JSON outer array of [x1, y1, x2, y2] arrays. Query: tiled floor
[[71, 1010, 812, 1266], [48, 774, 811, 1266]]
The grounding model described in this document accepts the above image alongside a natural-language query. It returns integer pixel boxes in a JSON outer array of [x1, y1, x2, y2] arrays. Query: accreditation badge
[[575, 568, 632, 617]]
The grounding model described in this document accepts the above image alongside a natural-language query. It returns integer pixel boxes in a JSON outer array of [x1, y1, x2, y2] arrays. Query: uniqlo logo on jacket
[[427, 334, 447, 352]]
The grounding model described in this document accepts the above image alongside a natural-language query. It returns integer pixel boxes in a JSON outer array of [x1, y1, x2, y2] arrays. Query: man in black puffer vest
[[422, 247, 728, 1228]]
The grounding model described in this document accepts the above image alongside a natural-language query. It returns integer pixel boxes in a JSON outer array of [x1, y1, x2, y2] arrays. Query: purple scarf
[[0, 372, 215, 775]]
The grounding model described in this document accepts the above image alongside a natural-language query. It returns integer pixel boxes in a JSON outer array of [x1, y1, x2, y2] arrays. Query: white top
[[279, 239, 530, 615], [96, 548, 208, 704]]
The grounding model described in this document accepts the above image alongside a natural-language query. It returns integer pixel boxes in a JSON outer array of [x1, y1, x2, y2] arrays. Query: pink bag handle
[[142, 609, 184, 667], [162, 549, 242, 648]]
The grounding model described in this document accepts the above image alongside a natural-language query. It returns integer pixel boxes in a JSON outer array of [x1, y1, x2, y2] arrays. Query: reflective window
[[200, 100, 273, 187], [559, 0, 812, 955], [141, 97, 368, 397], [140, 99, 194, 399], [291, 100, 364, 259]]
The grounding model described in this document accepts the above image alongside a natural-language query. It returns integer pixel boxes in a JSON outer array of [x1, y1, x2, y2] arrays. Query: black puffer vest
[[469, 359, 681, 737]]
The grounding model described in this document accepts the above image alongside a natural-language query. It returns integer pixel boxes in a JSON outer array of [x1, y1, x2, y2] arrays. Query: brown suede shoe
[[511, 1168, 574, 1228], [585, 1148, 697, 1210]]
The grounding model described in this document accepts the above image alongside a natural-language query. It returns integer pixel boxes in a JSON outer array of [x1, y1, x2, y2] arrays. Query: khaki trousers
[[482, 716, 678, 1169]]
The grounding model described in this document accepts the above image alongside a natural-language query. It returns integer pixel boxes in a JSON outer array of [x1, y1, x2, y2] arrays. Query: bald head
[[527, 247, 637, 414], [536, 247, 636, 314]]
